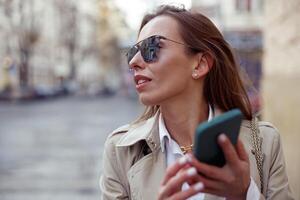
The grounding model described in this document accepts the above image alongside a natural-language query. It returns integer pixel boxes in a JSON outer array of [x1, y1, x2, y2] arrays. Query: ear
[[192, 53, 213, 79]]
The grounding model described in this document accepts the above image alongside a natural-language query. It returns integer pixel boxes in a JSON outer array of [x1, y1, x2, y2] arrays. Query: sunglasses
[[126, 35, 196, 65]]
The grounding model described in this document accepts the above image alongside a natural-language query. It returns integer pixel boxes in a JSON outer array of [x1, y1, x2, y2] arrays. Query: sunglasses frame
[[126, 35, 197, 65]]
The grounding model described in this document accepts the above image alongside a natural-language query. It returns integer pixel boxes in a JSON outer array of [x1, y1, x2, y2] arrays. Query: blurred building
[[263, 0, 300, 198], [192, 0, 264, 115], [97, 0, 130, 95], [0, 0, 131, 99], [34, 0, 104, 96]]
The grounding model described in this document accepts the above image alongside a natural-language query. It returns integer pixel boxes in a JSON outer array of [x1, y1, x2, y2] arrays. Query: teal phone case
[[193, 109, 243, 167]]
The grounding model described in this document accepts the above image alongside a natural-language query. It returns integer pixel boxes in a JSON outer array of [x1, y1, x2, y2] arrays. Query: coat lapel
[[127, 147, 166, 200], [124, 111, 167, 200]]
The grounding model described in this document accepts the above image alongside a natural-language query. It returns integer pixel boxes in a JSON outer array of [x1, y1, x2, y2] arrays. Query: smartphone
[[193, 109, 243, 167]]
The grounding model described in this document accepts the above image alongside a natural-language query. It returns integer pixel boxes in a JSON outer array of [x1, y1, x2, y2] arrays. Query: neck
[[160, 97, 209, 147]]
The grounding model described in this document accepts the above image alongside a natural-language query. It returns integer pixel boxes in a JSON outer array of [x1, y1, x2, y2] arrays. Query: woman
[[100, 5, 294, 200]]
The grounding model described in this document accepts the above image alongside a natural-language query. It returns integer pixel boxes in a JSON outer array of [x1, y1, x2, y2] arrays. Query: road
[[0, 95, 142, 200]]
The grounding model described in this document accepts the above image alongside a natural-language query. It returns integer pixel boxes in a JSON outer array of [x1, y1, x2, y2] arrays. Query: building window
[[236, 0, 252, 12], [236, 0, 264, 13]]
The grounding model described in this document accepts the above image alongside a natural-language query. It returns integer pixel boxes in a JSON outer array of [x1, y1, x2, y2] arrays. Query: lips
[[137, 79, 148, 85], [134, 75, 152, 85], [134, 75, 152, 91]]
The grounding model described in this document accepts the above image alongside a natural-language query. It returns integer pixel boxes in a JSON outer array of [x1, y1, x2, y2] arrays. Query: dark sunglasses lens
[[127, 46, 139, 64], [140, 36, 160, 62], [127, 36, 161, 64]]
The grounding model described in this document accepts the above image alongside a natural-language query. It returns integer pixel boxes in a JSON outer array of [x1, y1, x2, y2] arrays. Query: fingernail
[[219, 134, 226, 142], [193, 182, 204, 191], [178, 156, 187, 165], [187, 167, 197, 176]]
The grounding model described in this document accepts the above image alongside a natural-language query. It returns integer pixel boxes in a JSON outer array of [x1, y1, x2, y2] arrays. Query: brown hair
[[134, 5, 252, 122]]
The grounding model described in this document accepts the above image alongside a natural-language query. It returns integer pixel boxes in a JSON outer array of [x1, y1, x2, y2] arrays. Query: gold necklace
[[180, 144, 193, 154]]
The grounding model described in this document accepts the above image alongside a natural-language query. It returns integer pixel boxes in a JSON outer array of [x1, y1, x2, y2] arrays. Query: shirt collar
[[159, 104, 214, 153]]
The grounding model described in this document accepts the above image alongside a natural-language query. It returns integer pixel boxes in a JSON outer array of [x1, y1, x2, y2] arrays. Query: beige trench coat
[[100, 112, 294, 200]]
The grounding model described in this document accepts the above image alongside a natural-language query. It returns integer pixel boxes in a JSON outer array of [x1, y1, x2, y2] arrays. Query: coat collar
[[116, 110, 161, 152], [115, 107, 252, 151], [116, 105, 220, 149]]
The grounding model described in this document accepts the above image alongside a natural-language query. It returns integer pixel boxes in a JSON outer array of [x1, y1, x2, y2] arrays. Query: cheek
[[154, 58, 190, 92], [139, 79, 188, 106], [138, 51, 193, 105], [139, 68, 190, 106]]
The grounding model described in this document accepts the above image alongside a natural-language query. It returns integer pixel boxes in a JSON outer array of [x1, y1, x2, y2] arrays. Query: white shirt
[[158, 105, 260, 200]]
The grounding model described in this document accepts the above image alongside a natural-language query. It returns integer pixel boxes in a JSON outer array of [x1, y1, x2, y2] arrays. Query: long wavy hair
[[133, 5, 252, 123]]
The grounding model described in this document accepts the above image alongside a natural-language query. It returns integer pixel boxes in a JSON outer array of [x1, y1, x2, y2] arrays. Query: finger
[[193, 171, 224, 191], [218, 134, 239, 165], [189, 155, 228, 182], [236, 139, 249, 162], [161, 156, 191, 185], [168, 182, 204, 200], [162, 167, 198, 197], [200, 188, 225, 197]]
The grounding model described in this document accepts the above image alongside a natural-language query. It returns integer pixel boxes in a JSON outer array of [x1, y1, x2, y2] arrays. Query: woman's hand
[[158, 156, 204, 200], [189, 134, 251, 200], [158, 134, 250, 200]]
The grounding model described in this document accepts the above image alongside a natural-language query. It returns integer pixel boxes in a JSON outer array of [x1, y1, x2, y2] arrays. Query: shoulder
[[102, 124, 132, 168], [104, 124, 131, 151], [258, 121, 282, 157], [243, 119, 282, 160], [108, 124, 131, 141], [102, 120, 153, 177], [257, 121, 281, 146], [242, 119, 280, 140], [258, 121, 279, 134], [240, 119, 282, 158], [104, 119, 150, 151]]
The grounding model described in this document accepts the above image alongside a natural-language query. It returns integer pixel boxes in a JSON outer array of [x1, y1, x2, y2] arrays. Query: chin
[[139, 97, 157, 106], [139, 93, 162, 106]]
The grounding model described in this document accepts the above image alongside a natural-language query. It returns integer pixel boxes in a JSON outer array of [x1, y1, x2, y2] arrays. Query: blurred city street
[[0, 95, 142, 200], [1, 0, 299, 199]]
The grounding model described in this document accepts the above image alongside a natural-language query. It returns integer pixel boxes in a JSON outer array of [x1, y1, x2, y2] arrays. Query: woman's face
[[129, 15, 200, 106]]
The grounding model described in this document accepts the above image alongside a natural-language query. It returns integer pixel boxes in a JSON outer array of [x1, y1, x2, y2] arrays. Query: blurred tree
[[97, 0, 123, 94], [1, 0, 41, 90], [53, 0, 79, 82]]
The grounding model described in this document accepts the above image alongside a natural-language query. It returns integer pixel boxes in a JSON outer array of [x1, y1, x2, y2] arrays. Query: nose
[[129, 51, 146, 72]]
